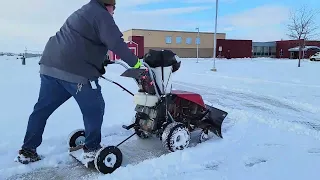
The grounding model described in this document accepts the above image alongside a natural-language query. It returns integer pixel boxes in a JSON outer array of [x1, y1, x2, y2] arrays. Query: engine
[[129, 49, 181, 132], [134, 104, 165, 132]]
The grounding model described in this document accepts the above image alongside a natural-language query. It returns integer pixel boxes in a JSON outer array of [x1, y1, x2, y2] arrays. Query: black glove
[[103, 59, 115, 66], [98, 54, 115, 75], [99, 59, 115, 75], [98, 65, 106, 75]]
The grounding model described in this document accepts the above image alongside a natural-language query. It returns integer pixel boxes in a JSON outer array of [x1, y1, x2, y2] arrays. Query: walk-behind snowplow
[[67, 49, 228, 174]]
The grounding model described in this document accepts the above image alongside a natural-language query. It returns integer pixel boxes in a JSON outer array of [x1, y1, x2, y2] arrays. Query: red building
[[216, 39, 252, 59], [276, 39, 320, 59], [111, 28, 320, 59], [108, 40, 139, 60], [128, 36, 144, 59]]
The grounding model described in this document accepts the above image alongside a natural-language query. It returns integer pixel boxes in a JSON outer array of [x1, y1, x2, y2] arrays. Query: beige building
[[122, 29, 226, 58]]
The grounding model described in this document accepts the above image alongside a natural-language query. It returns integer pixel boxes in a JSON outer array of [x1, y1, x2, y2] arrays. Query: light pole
[[22, 47, 27, 65], [211, 0, 218, 72], [196, 27, 200, 63]]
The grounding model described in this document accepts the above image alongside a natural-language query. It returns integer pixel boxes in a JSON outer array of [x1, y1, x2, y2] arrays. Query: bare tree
[[287, 5, 319, 67]]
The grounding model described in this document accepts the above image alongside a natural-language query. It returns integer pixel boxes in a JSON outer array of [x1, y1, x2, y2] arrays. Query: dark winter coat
[[39, 0, 137, 83]]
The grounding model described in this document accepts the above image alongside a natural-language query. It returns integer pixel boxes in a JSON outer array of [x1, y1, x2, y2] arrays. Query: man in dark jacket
[[15, 0, 141, 164]]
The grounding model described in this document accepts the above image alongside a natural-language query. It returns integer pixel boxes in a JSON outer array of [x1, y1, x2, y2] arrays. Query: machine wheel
[[161, 122, 191, 152], [199, 129, 217, 143], [94, 146, 123, 174], [68, 129, 85, 148], [159, 122, 170, 141]]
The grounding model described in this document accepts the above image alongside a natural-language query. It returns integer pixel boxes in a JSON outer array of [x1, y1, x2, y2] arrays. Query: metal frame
[[103, 60, 162, 98], [101, 60, 175, 123]]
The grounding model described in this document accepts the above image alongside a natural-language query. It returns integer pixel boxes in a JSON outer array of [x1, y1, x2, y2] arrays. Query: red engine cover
[[171, 90, 206, 108]]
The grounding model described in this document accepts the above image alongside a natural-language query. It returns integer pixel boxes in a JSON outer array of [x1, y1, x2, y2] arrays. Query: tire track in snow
[[191, 72, 320, 89], [173, 81, 320, 134], [174, 81, 301, 113]]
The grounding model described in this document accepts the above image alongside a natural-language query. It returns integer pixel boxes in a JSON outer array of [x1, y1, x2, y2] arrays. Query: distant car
[[310, 52, 320, 61]]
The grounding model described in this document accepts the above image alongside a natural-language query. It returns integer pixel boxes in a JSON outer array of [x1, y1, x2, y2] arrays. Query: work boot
[[82, 145, 102, 162], [15, 148, 42, 164]]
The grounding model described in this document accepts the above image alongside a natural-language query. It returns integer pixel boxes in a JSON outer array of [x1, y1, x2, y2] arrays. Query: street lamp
[[211, 0, 218, 72], [195, 27, 200, 63]]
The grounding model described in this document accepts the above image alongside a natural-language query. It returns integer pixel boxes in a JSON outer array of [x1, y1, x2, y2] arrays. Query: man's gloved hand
[[99, 59, 114, 75], [133, 59, 142, 69], [103, 54, 114, 66], [103, 59, 115, 66], [98, 65, 106, 75]]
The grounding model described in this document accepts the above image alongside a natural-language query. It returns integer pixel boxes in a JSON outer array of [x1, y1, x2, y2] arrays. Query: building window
[[271, 47, 276, 56], [279, 49, 283, 56], [253, 46, 257, 52], [195, 37, 200, 45], [186, 37, 192, 44], [165, 36, 172, 44], [256, 46, 262, 56], [176, 36, 182, 44], [264, 46, 269, 56]]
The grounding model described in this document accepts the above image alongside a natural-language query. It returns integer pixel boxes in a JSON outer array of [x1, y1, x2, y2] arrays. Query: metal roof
[[288, 46, 320, 52]]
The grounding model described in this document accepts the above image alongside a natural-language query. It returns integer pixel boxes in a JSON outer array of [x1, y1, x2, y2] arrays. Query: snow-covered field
[[0, 55, 319, 180]]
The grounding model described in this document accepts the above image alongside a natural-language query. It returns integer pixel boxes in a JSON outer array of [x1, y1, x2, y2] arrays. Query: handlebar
[[104, 59, 150, 70], [103, 59, 161, 98]]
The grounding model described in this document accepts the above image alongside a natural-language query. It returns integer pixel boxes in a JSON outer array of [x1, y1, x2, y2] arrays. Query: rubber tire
[[94, 146, 123, 174], [161, 122, 191, 152], [68, 129, 85, 148]]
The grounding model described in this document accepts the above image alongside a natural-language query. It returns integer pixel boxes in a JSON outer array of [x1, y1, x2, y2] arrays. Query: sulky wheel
[[94, 146, 123, 174], [161, 122, 191, 152], [68, 129, 85, 148], [199, 129, 217, 143]]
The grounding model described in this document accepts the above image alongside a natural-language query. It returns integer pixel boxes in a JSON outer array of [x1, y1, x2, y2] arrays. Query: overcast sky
[[0, 0, 318, 53]]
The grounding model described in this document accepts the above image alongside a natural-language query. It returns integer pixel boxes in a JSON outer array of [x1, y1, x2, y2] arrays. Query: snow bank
[[0, 57, 319, 180]]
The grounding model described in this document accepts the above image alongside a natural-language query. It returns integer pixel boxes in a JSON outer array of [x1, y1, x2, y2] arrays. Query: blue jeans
[[22, 74, 105, 151]]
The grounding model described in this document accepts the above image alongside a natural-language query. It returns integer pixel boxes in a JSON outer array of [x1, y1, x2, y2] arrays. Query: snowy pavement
[[0, 56, 319, 180]]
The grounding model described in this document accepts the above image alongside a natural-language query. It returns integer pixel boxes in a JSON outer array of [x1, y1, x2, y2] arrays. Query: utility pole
[[211, 0, 218, 72], [195, 27, 200, 63]]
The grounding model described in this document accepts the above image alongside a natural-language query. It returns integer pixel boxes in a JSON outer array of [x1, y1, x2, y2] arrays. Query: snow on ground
[[0, 55, 319, 180]]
